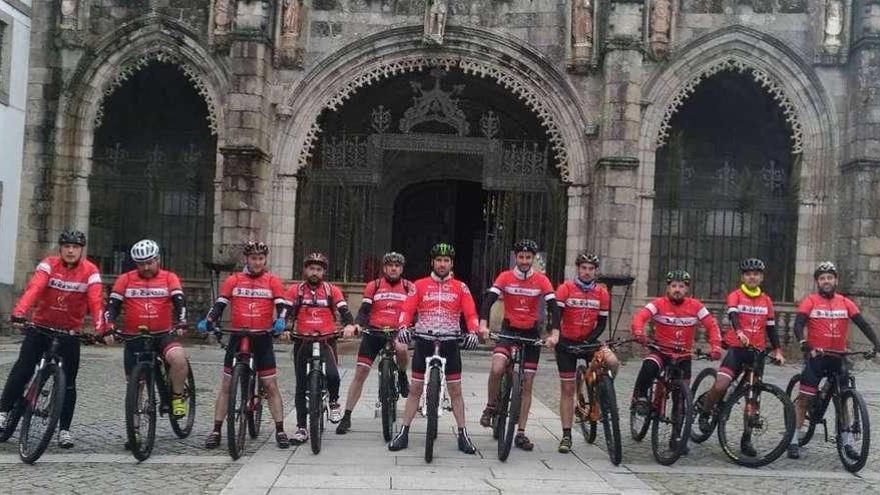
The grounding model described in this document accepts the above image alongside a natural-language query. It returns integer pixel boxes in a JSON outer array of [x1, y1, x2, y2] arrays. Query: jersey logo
[[232, 287, 273, 299], [809, 309, 848, 319], [48, 278, 88, 293], [373, 292, 408, 302], [423, 292, 457, 303], [653, 315, 699, 326], [124, 288, 170, 298], [566, 298, 600, 309], [504, 286, 542, 297], [735, 304, 769, 315]]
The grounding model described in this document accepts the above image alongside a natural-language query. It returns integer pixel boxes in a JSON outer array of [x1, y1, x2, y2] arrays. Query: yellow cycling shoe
[[171, 396, 188, 418]]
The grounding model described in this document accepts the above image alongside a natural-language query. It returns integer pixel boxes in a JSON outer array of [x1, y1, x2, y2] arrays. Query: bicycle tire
[[836, 389, 871, 473], [785, 373, 816, 446], [19, 362, 65, 464], [575, 364, 597, 443], [247, 379, 264, 439], [0, 395, 25, 443], [124, 362, 156, 462], [379, 357, 397, 442], [651, 379, 692, 466], [425, 366, 441, 463], [630, 385, 652, 442], [689, 367, 718, 443], [717, 382, 794, 468], [598, 374, 623, 466], [309, 368, 324, 455], [494, 371, 511, 442], [227, 363, 250, 460], [499, 371, 521, 462], [169, 361, 196, 439]]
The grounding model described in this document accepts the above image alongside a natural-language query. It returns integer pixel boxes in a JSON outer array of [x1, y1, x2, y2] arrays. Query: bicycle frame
[[420, 339, 450, 419]]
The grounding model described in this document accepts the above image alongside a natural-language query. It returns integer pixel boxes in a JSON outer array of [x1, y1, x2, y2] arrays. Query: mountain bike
[[216, 328, 270, 460], [415, 331, 464, 463], [291, 331, 341, 455], [362, 327, 403, 442], [490, 332, 543, 462]]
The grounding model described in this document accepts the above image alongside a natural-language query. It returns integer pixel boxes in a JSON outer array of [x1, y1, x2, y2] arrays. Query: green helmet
[[665, 269, 691, 285], [430, 242, 455, 259]]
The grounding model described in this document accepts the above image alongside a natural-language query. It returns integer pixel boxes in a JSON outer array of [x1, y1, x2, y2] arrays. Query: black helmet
[[383, 252, 405, 265], [740, 258, 766, 273], [665, 269, 692, 285], [58, 228, 86, 246], [575, 253, 600, 267], [243, 240, 269, 256], [430, 242, 455, 259], [513, 239, 539, 254], [814, 261, 837, 279], [303, 252, 329, 269]]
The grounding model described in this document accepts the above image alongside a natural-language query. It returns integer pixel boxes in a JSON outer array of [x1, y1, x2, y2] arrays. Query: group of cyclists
[[1, 227, 879, 467]]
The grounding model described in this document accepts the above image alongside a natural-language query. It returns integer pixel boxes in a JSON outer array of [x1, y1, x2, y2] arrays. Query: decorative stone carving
[[650, 0, 672, 59], [278, 0, 305, 67], [283, 0, 303, 35], [423, 0, 448, 45], [570, 0, 594, 69], [60, 0, 77, 28], [862, 1, 880, 35], [214, 0, 232, 34], [399, 69, 470, 136], [824, 0, 844, 55]]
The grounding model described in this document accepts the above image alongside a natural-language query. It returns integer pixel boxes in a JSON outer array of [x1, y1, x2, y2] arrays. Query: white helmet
[[131, 239, 160, 263]]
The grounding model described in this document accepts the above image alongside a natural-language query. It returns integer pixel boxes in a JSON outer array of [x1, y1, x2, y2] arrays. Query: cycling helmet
[[58, 228, 86, 246], [814, 261, 837, 279], [430, 242, 455, 259], [740, 258, 766, 273], [575, 253, 600, 267], [243, 240, 269, 256], [665, 269, 692, 285], [383, 251, 406, 265], [130, 239, 160, 263], [513, 239, 539, 254], [303, 252, 329, 269]]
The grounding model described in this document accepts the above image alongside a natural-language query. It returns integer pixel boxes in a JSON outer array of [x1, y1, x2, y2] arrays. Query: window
[[0, 12, 12, 105]]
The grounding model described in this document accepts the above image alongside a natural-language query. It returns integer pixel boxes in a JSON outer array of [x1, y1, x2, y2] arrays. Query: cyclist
[[197, 241, 290, 449], [0, 229, 104, 449], [102, 240, 191, 439], [478, 239, 558, 452], [545, 253, 617, 453], [695, 258, 784, 457], [631, 269, 722, 451], [282, 252, 356, 445], [787, 261, 880, 459], [336, 251, 415, 435], [388, 242, 483, 454]]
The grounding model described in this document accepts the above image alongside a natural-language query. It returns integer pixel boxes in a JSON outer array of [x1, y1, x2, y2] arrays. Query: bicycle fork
[[419, 342, 449, 418]]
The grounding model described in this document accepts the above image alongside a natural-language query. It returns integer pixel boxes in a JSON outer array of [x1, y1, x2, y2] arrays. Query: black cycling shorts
[[554, 338, 594, 381], [411, 338, 462, 383], [223, 333, 277, 378], [799, 355, 844, 396], [718, 347, 763, 381], [356, 330, 396, 368], [493, 324, 541, 373], [124, 333, 182, 375]]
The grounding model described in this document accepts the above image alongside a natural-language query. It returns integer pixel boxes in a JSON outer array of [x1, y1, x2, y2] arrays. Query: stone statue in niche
[[423, 0, 448, 45], [59, 0, 77, 28], [570, 0, 593, 67], [823, 0, 844, 55], [283, 0, 303, 36], [214, 0, 232, 34], [864, 1, 880, 35], [278, 0, 305, 67], [650, 0, 672, 58]]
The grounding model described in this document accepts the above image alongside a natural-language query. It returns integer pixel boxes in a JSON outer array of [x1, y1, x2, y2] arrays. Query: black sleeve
[[356, 301, 373, 327], [479, 291, 499, 321], [590, 315, 608, 342], [171, 293, 186, 324], [852, 314, 880, 348], [104, 297, 122, 326], [337, 304, 354, 326], [207, 300, 227, 322], [275, 302, 290, 321], [766, 320, 781, 349], [548, 298, 561, 330], [793, 313, 808, 342], [728, 311, 740, 331]]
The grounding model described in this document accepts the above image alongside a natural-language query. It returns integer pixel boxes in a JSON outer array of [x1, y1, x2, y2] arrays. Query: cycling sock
[[213, 421, 223, 433], [789, 430, 799, 445], [517, 428, 525, 434], [343, 410, 352, 419], [275, 421, 284, 433], [563, 428, 572, 438]]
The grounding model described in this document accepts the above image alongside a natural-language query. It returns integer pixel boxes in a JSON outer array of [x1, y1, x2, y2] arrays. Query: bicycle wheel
[[227, 363, 251, 460], [169, 361, 197, 439], [0, 395, 25, 443], [835, 389, 870, 473], [575, 365, 597, 443], [499, 371, 521, 462], [494, 371, 511, 442], [379, 358, 397, 442], [247, 379, 264, 439], [651, 379, 692, 466], [718, 382, 794, 468], [19, 362, 65, 464], [309, 369, 324, 455], [425, 366, 441, 463], [690, 367, 718, 443], [785, 374, 816, 446], [597, 374, 622, 465], [630, 385, 652, 442], [123, 362, 156, 462]]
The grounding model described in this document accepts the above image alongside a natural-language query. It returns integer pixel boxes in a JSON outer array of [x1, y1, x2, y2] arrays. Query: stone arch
[[634, 25, 838, 300]]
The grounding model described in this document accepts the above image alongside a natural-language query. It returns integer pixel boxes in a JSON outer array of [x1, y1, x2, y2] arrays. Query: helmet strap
[[740, 284, 762, 298]]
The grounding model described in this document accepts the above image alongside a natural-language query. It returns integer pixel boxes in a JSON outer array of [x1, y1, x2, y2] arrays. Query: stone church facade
[[11, 0, 880, 339]]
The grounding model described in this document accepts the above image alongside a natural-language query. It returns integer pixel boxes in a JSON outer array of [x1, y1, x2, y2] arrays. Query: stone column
[[267, 174, 298, 280], [565, 185, 590, 280], [218, 146, 270, 255]]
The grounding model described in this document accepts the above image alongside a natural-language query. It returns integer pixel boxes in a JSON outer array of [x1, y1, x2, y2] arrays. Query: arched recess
[[634, 25, 838, 301], [270, 25, 593, 278], [47, 15, 230, 264]]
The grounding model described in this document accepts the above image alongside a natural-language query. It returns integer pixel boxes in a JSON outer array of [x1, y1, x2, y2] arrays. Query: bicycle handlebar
[[289, 331, 343, 342], [27, 324, 96, 342], [489, 332, 544, 346]]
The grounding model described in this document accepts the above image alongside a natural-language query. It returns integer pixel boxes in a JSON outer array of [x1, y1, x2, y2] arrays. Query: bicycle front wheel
[[0, 395, 25, 443], [499, 371, 521, 462], [169, 361, 197, 439], [718, 382, 794, 468], [630, 386, 652, 442], [494, 371, 511, 442], [248, 379, 264, 439], [836, 389, 871, 473], [19, 362, 65, 464], [378, 358, 397, 442], [785, 373, 817, 446], [575, 365, 597, 443], [227, 363, 251, 460], [690, 367, 718, 443], [598, 374, 622, 465], [309, 369, 324, 455], [651, 379, 692, 466], [425, 366, 441, 463]]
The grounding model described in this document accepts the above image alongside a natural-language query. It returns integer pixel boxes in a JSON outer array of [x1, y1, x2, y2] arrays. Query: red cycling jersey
[[110, 269, 184, 333], [555, 281, 610, 341], [797, 293, 859, 352], [13, 256, 104, 332], [488, 270, 555, 330], [216, 271, 287, 331], [632, 296, 722, 356], [725, 288, 775, 349], [288, 281, 348, 335], [362, 278, 415, 328], [399, 273, 479, 337]]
